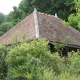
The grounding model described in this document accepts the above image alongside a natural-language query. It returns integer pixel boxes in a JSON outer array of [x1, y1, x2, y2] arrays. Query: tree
[[4, 13, 12, 22], [0, 22, 13, 36], [30, 0, 75, 21], [0, 12, 5, 25], [9, 0, 75, 26], [8, 6, 22, 26], [68, 0, 80, 30], [19, 0, 33, 18]]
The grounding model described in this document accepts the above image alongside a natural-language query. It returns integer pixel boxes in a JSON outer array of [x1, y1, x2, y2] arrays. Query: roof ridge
[[34, 9, 39, 38], [37, 12, 59, 19]]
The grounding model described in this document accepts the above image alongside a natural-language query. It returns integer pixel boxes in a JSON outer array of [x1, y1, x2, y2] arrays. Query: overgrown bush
[[0, 45, 7, 79], [1, 38, 80, 80], [67, 50, 80, 74], [5, 39, 63, 80]]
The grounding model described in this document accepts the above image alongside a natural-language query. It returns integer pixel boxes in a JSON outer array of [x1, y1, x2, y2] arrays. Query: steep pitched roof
[[0, 10, 80, 46], [0, 12, 36, 45]]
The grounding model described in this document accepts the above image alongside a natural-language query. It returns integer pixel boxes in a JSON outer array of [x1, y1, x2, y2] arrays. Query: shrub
[[0, 45, 7, 79], [67, 50, 80, 74], [5, 38, 62, 80]]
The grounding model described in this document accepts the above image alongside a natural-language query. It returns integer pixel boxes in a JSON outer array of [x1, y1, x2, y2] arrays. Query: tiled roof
[[0, 11, 80, 46], [0, 13, 36, 45], [37, 12, 80, 46]]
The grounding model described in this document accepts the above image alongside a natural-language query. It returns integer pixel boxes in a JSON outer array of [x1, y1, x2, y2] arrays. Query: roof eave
[[49, 41, 80, 49]]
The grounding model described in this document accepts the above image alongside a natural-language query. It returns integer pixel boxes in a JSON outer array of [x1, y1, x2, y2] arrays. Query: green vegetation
[[0, 22, 13, 36], [0, 38, 80, 80], [68, 0, 80, 30], [0, 45, 7, 80], [0, 12, 5, 25]]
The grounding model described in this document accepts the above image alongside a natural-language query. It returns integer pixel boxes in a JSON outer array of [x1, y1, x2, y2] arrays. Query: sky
[[0, 0, 22, 15]]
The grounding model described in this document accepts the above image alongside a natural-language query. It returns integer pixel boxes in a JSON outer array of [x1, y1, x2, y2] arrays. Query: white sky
[[0, 0, 22, 15]]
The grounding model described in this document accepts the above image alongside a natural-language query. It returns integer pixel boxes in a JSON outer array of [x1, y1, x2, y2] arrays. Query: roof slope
[[0, 13, 36, 45], [37, 12, 80, 46], [0, 11, 80, 46]]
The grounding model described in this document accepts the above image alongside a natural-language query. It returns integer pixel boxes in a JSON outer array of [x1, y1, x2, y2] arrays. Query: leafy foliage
[[0, 45, 7, 79], [33, 0, 75, 21], [0, 38, 80, 80], [18, 0, 75, 21], [5, 39, 63, 80], [0, 12, 5, 25], [0, 22, 13, 36], [68, 0, 80, 30], [67, 50, 80, 74]]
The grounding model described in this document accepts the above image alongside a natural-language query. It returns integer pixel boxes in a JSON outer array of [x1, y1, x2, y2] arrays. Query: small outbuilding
[[0, 9, 80, 56]]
